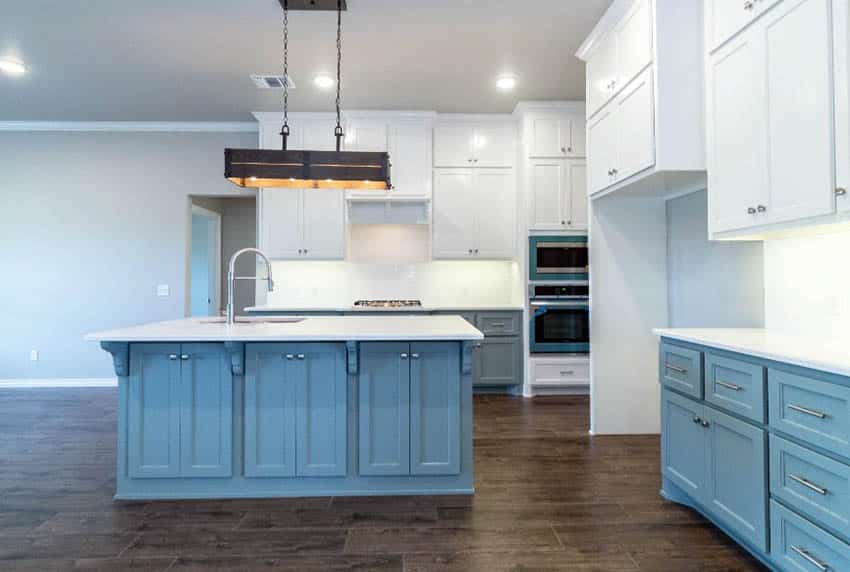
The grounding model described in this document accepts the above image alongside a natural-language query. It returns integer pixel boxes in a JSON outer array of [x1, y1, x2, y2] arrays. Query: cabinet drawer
[[704, 353, 766, 423], [660, 342, 703, 399], [476, 312, 520, 336], [770, 500, 850, 572], [532, 360, 590, 386], [769, 369, 850, 459], [770, 434, 850, 537]]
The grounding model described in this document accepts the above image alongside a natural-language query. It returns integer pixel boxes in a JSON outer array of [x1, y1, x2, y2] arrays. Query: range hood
[[346, 198, 429, 225]]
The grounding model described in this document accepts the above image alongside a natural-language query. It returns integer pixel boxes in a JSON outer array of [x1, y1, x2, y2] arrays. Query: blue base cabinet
[[660, 337, 850, 572], [110, 339, 474, 499], [128, 343, 232, 479]]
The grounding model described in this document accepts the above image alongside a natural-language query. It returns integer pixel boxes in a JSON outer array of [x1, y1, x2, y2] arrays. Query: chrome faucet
[[226, 248, 275, 325]]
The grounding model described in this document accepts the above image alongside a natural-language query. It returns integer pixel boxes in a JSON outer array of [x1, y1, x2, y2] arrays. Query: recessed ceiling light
[[496, 75, 517, 91], [0, 59, 27, 76], [313, 73, 335, 89]]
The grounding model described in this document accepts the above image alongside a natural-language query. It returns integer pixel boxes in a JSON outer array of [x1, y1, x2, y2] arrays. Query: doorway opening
[[188, 196, 258, 318]]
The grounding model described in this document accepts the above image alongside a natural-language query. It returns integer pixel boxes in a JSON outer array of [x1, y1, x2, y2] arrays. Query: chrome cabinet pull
[[285, 354, 295, 360], [665, 363, 687, 374], [789, 474, 828, 496], [411, 353, 420, 359], [560, 370, 575, 376], [788, 403, 828, 419], [791, 546, 830, 571], [490, 322, 506, 327], [180, 354, 190, 361], [836, 188, 847, 197], [716, 380, 743, 391], [169, 354, 178, 361], [400, 353, 409, 360], [748, 207, 757, 214]]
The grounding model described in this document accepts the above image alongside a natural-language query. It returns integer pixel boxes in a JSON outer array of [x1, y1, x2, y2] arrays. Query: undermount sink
[[198, 316, 306, 324]]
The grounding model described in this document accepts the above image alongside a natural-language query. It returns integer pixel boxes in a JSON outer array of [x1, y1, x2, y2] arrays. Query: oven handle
[[530, 300, 590, 308]]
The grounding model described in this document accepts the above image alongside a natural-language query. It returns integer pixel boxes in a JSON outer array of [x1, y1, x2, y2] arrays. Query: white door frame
[[190, 204, 222, 315]]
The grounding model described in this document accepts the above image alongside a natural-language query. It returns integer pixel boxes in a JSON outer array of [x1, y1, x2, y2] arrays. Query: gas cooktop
[[352, 300, 423, 308]]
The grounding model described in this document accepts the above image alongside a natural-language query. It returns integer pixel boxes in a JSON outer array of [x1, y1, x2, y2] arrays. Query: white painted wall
[[590, 195, 669, 435], [764, 228, 850, 338]]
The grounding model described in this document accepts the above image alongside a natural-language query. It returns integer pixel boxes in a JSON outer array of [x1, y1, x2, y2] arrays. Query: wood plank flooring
[[0, 389, 766, 571]]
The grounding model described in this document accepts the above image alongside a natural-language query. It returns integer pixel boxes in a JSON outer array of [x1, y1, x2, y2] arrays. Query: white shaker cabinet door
[[474, 169, 515, 259], [301, 118, 339, 151], [762, 0, 835, 225], [387, 121, 431, 199], [707, 31, 767, 233], [615, 69, 655, 182], [586, 35, 618, 118], [434, 124, 475, 167], [615, 0, 652, 88], [473, 124, 515, 168], [567, 162, 588, 231], [530, 116, 565, 158], [530, 160, 566, 230], [260, 189, 303, 259], [301, 191, 345, 260], [432, 169, 476, 259], [587, 108, 618, 195], [836, 0, 850, 214], [345, 119, 388, 152]]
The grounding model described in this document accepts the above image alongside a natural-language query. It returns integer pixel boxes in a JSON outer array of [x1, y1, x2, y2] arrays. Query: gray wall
[[0, 130, 257, 379], [220, 197, 257, 316], [666, 190, 765, 328]]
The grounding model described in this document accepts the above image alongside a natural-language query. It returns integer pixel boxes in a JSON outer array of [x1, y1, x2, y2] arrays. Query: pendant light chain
[[334, 0, 344, 151], [280, 0, 290, 150]]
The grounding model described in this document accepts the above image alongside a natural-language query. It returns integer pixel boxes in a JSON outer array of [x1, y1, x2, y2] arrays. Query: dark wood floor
[[0, 389, 766, 571]]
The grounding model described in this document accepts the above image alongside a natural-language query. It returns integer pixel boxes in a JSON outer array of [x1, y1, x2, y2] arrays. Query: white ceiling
[[0, 0, 610, 121]]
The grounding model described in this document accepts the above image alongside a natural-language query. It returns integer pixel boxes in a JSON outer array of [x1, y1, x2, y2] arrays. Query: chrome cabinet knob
[[285, 354, 295, 360], [561, 220, 566, 225], [692, 416, 702, 424], [561, 147, 567, 153], [296, 354, 305, 360], [567, 146, 572, 152], [169, 354, 178, 361], [474, 248, 479, 254], [468, 249, 473, 254], [747, 207, 757, 214], [757, 205, 767, 213], [836, 187, 847, 196], [744, 0, 754, 10], [400, 353, 409, 360], [411, 353, 420, 359], [701, 420, 710, 428], [303, 249, 308, 254], [612, 168, 618, 175], [180, 354, 190, 361]]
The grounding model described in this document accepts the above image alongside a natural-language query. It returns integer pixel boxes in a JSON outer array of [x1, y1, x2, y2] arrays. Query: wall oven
[[529, 236, 589, 281], [529, 283, 590, 354]]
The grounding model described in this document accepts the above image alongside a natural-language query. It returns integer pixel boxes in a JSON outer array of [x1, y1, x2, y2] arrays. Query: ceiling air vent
[[250, 74, 296, 90]]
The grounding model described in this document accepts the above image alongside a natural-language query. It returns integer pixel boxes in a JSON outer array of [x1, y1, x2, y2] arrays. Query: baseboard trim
[[0, 378, 117, 389]]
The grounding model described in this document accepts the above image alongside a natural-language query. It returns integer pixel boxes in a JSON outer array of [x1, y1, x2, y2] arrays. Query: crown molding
[[575, 0, 633, 61], [252, 110, 438, 122], [0, 121, 258, 133], [512, 101, 587, 115]]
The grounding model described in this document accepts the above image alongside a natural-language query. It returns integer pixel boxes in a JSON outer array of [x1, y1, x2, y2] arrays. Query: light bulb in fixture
[[0, 59, 27, 76], [313, 73, 335, 89], [496, 75, 517, 91]]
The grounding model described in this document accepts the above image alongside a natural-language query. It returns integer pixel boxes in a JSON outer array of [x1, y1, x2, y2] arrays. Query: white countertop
[[653, 328, 850, 378], [86, 315, 484, 343], [244, 304, 524, 313]]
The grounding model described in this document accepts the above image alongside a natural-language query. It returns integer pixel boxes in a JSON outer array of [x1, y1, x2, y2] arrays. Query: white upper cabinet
[[344, 119, 388, 152], [529, 114, 587, 158], [432, 168, 515, 260], [578, 0, 705, 199], [707, 0, 839, 237], [433, 122, 515, 168], [258, 189, 345, 260], [529, 159, 588, 231], [386, 120, 432, 199], [585, 0, 652, 118], [835, 0, 850, 214], [706, 0, 783, 53]]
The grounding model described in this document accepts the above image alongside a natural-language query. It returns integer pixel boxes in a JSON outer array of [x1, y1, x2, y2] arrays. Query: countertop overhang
[[653, 328, 850, 378], [244, 304, 525, 313], [86, 315, 484, 343]]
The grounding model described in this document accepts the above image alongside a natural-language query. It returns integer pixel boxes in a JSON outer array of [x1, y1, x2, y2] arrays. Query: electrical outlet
[[30, 350, 38, 362], [156, 284, 170, 297]]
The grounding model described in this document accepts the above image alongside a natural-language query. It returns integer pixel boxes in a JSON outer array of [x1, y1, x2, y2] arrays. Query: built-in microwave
[[529, 236, 589, 281], [529, 282, 590, 354]]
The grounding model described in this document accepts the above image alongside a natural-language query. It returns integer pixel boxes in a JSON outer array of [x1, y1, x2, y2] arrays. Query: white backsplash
[[257, 260, 523, 308], [764, 228, 850, 338]]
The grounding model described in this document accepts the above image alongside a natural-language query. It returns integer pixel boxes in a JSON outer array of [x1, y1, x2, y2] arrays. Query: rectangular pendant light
[[224, 148, 391, 190]]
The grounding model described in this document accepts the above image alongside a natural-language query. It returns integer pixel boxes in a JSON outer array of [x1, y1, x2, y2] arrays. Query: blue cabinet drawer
[[476, 312, 520, 336], [770, 434, 850, 539], [771, 500, 850, 572], [769, 369, 850, 459], [660, 342, 703, 399], [704, 353, 766, 423]]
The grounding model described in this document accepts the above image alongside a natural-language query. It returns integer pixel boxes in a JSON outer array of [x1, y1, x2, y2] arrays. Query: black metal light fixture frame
[[225, 0, 391, 190]]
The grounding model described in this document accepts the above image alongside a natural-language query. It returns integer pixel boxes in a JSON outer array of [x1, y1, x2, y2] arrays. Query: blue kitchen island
[[87, 315, 482, 500]]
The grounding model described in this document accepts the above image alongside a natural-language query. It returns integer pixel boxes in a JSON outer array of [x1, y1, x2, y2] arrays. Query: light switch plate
[[156, 284, 170, 297]]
